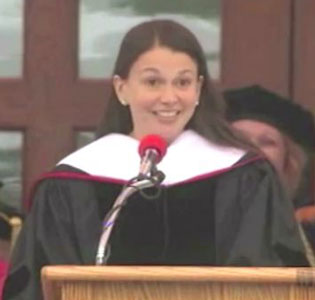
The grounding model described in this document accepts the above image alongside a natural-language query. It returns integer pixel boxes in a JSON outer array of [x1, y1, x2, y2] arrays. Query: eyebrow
[[140, 68, 195, 75], [140, 68, 159, 74]]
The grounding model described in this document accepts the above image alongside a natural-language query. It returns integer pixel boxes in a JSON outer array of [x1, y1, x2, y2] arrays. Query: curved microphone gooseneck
[[95, 135, 167, 265]]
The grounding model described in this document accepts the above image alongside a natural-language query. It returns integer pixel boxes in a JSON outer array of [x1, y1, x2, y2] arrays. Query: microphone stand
[[95, 171, 165, 265]]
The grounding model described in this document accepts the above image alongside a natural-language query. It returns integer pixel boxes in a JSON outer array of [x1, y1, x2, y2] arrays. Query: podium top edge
[[41, 266, 315, 284]]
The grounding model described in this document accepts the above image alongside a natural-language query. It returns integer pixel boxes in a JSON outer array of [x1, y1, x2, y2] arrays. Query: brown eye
[[175, 78, 192, 88], [143, 77, 162, 88], [148, 79, 158, 86]]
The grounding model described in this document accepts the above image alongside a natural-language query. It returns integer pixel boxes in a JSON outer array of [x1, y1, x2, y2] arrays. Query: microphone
[[138, 135, 167, 178], [95, 135, 167, 265]]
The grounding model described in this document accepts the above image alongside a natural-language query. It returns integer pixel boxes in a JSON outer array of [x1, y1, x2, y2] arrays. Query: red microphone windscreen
[[138, 135, 167, 163]]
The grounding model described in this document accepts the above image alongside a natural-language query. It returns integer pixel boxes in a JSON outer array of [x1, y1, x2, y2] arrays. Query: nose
[[160, 85, 178, 105]]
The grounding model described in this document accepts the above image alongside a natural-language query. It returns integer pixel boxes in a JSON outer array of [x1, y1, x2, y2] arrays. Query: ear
[[283, 138, 307, 198], [196, 75, 204, 99], [113, 75, 128, 106]]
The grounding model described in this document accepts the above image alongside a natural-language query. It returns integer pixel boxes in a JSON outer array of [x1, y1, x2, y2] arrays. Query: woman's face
[[113, 46, 203, 143], [232, 119, 287, 173]]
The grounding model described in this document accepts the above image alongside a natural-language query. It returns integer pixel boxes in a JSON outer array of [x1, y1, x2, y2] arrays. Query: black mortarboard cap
[[224, 85, 315, 151]]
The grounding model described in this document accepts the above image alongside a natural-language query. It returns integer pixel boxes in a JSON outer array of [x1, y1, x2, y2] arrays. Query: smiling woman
[[3, 19, 310, 300], [112, 46, 203, 142]]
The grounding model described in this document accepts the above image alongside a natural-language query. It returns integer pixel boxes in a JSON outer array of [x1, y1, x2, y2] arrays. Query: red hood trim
[[25, 155, 264, 210]]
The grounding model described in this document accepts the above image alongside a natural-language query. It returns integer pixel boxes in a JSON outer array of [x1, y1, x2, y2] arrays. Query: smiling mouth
[[153, 111, 180, 118]]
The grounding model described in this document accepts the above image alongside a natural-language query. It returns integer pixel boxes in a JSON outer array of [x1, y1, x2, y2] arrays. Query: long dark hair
[[97, 19, 249, 149]]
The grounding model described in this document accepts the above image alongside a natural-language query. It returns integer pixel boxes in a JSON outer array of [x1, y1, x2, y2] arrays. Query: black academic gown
[[2, 130, 308, 300]]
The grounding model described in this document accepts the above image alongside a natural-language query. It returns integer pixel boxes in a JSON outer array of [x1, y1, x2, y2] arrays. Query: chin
[[157, 130, 183, 144], [137, 126, 185, 143]]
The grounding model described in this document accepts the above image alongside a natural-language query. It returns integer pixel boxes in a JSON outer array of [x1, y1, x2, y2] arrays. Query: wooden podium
[[41, 266, 315, 300]]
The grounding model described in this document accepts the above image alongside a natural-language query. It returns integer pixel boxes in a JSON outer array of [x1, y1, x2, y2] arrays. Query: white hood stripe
[[58, 130, 246, 185]]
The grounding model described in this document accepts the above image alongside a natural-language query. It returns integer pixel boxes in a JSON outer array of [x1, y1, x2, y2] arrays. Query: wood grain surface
[[41, 266, 315, 300]]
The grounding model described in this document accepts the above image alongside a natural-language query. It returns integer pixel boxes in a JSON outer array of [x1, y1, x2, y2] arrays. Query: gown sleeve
[[2, 174, 101, 300], [215, 159, 309, 266]]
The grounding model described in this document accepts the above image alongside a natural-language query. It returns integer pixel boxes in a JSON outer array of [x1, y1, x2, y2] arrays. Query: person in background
[[0, 200, 11, 300], [224, 84, 315, 257], [0, 188, 23, 300], [3, 21, 309, 300]]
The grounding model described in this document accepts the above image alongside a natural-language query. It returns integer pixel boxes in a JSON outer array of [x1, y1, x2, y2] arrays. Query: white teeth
[[155, 111, 178, 117]]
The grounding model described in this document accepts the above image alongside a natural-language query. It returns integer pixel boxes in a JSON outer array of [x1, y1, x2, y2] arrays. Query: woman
[[3, 20, 308, 300], [224, 85, 315, 203], [224, 84, 315, 258], [224, 85, 315, 206]]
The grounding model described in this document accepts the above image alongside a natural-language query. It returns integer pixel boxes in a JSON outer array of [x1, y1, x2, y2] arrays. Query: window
[[0, 0, 23, 77], [0, 131, 23, 213], [79, 0, 221, 79]]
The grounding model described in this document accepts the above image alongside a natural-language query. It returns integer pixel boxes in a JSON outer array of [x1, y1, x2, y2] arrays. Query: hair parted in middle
[[97, 19, 250, 149]]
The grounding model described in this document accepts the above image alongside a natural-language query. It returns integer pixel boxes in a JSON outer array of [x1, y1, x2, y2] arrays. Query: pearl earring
[[119, 98, 128, 106]]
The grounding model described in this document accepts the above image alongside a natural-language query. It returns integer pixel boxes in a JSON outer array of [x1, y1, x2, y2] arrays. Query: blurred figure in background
[[224, 85, 315, 253], [0, 184, 23, 299], [0, 180, 23, 261]]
